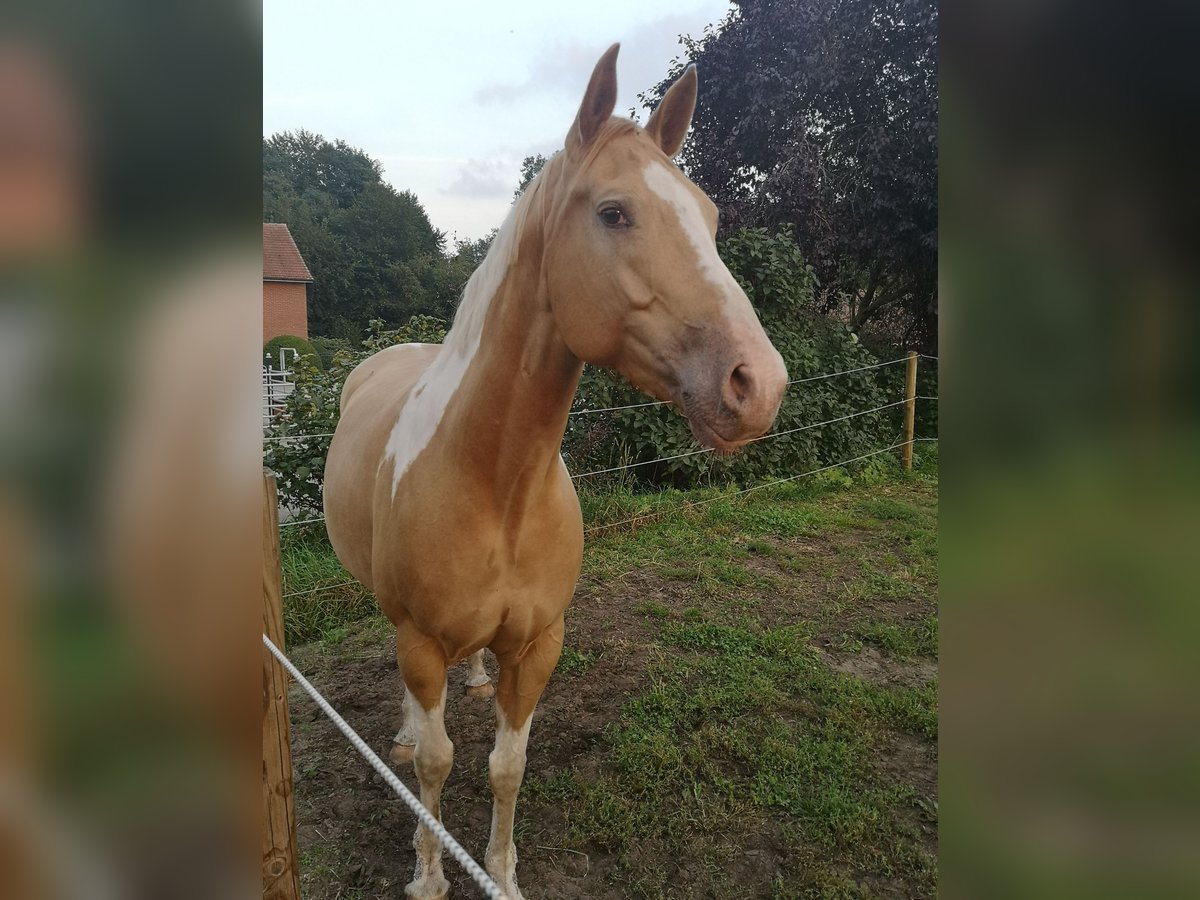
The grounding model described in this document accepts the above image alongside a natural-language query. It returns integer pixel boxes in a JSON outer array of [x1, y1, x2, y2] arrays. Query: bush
[[309, 336, 352, 369], [264, 317, 447, 513], [264, 334, 322, 370]]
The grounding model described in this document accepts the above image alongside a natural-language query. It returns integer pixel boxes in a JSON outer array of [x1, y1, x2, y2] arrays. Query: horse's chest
[[374, 491, 583, 643]]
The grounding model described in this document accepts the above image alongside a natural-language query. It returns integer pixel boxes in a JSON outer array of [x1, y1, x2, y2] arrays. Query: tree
[[263, 132, 451, 339], [644, 0, 937, 350], [514, 153, 549, 199]]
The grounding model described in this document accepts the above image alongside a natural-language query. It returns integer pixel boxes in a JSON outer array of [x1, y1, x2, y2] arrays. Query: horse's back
[[324, 343, 441, 589]]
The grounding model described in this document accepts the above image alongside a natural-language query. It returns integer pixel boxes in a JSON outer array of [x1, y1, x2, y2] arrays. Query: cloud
[[472, 10, 719, 112], [441, 157, 516, 198]]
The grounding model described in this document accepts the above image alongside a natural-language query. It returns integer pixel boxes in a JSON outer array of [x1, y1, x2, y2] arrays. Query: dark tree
[[264, 132, 454, 339], [645, 0, 937, 349], [514, 153, 549, 199]]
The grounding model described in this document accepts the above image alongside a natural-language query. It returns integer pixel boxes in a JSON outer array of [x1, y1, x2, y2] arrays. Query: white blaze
[[642, 161, 744, 301], [642, 161, 778, 347]]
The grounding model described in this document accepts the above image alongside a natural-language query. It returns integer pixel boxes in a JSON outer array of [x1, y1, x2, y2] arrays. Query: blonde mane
[[381, 150, 567, 494]]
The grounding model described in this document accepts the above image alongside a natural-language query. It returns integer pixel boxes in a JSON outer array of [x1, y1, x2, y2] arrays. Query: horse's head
[[539, 44, 787, 452]]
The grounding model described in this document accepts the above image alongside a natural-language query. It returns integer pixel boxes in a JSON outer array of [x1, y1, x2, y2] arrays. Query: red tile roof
[[263, 223, 313, 282]]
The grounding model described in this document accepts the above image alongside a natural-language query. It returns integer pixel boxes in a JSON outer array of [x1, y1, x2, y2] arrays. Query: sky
[[263, 0, 733, 243]]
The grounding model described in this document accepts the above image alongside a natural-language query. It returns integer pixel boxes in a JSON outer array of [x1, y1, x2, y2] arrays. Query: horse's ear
[[567, 43, 620, 155], [645, 65, 697, 158]]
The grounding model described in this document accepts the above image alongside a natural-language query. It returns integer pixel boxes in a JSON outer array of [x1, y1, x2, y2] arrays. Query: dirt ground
[[285, 485, 938, 899], [288, 581, 676, 899]]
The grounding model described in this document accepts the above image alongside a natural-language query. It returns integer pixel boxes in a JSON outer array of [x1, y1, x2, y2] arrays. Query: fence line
[[264, 356, 928, 444], [569, 396, 912, 481], [568, 355, 912, 417], [277, 395, 938, 528], [261, 634, 506, 899], [583, 437, 936, 536]]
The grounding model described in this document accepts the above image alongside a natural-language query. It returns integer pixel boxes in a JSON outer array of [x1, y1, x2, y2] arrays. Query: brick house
[[263, 223, 313, 341]]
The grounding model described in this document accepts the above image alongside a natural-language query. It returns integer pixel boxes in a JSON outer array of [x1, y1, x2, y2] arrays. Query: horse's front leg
[[486, 615, 564, 900], [396, 623, 453, 900]]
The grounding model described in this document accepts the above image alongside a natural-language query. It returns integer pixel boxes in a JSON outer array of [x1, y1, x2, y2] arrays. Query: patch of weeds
[[319, 623, 351, 648], [844, 568, 920, 603], [855, 497, 925, 522], [633, 600, 670, 619], [860, 615, 938, 660], [556, 645, 598, 676], [660, 563, 701, 582]]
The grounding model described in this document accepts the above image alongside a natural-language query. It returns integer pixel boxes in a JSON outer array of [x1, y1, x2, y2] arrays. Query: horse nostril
[[728, 364, 753, 404]]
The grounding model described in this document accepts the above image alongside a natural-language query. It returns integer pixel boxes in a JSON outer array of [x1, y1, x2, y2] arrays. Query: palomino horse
[[323, 44, 787, 899]]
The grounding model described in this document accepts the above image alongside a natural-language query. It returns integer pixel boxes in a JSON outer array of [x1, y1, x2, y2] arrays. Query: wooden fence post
[[902, 352, 918, 471], [262, 469, 301, 900]]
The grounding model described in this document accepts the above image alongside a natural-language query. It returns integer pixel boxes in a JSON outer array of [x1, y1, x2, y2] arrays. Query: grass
[[282, 457, 938, 897], [278, 528, 380, 645]]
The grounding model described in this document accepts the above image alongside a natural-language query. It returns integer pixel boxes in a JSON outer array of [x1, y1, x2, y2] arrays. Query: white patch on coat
[[642, 161, 742, 297], [382, 203, 525, 496], [642, 161, 772, 341], [488, 706, 533, 800]]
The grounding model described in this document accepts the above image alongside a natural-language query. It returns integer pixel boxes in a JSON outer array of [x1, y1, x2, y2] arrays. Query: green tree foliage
[[263, 131, 462, 340], [643, 0, 938, 350], [514, 153, 549, 199]]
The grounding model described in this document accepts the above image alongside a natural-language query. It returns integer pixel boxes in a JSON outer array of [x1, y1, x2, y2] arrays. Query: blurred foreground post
[[902, 352, 918, 470], [262, 471, 300, 900]]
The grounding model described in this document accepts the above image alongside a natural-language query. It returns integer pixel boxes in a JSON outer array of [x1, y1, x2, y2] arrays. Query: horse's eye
[[598, 206, 628, 228]]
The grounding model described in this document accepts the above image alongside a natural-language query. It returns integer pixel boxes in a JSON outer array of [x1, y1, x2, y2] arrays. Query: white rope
[[570, 397, 666, 415], [261, 634, 507, 900]]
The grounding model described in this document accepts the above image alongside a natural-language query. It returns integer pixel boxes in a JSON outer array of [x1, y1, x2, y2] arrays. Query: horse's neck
[[440, 254, 583, 503]]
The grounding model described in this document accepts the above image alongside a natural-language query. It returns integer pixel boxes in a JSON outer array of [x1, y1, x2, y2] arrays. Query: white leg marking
[[465, 649, 491, 688], [407, 684, 453, 899], [485, 707, 534, 900], [393, 685, 419, 746]]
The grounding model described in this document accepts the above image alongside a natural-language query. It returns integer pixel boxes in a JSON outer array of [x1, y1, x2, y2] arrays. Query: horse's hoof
[[389, 742, 415, 765], [465, 681, 495, 699], [404, 878, 449, 900]]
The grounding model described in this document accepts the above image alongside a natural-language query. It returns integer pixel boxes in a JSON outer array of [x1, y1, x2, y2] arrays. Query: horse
[[323, 44, 787, 899]]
